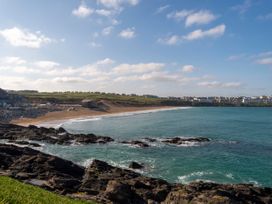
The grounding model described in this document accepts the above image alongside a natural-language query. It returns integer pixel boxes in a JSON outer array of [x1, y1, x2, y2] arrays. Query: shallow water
[[40, 107, 272, 187]]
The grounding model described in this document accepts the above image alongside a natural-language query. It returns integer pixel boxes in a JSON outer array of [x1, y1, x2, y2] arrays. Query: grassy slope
[[0, 176, 93, 204], [15, 91, 167, 106]]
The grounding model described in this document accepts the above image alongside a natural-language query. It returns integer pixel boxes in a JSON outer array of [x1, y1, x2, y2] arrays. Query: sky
[[0, 0, 271, 97]]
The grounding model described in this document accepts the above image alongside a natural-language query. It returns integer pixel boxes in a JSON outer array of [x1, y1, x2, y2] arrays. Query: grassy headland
[[14, 91, 188, 106], [0, 176, 93, 204]]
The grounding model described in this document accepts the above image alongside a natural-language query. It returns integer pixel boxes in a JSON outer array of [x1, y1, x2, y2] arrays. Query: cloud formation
[[182, 65, 196, 73], [198, 81, 242, 88], [96, 0, 139, 9], [184, 24, 226, 41], [119, 27, 136, 39], [72, 3, 94, 18], [0, 27, 52, 48], [167, 10, 217, 27], [159, 24, 226, 45], [232, 0, 252, 14]]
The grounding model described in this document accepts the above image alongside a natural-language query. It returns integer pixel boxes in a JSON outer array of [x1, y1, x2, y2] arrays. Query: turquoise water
[[42, 107, 272, 187]]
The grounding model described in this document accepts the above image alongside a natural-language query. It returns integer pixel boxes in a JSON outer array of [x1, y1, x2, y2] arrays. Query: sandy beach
[[12, 105, 178, 126]]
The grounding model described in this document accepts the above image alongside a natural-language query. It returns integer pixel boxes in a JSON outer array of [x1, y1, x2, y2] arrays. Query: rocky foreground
[[0, 144, 271, 204], [0, 124, 272, 203]]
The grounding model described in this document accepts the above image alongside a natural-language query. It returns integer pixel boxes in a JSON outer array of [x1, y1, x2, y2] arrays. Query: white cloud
[[156, 5, 170, 14], [96, 58, 115, 65], [34, 61, 60, 69], [167, 10, 193, 21], [102, 26, 114, 36], [167, 10, 217, 27], [0, 57, 26, 65], [258, 13, 272, 21], [183, 24, 226, 41], [0, 27, 52, 48], [140, 71, 179, 82], [119, 27, 135, 39], [227, 54, 246, 61], [72, 3, 94, 18], [158, 35, 180, 45], [256, 57, 272, 65], [182, 65, 196, 73], [53, 77, 87, 84], [198, 81, 241, 88], [232, 0, 251, 14], [96, 0, 139, 9], [159, 24, 226, 45], [96, 9, 114, 17], [113, 63, 165, 74], [90, 41, 102, 48], [185, 10, 217, 27]]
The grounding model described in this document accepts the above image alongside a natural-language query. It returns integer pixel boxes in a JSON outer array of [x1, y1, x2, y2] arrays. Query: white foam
[[81, 158, 95, 167], [178, 171, 214, 184], [225, 173, 234, 179]]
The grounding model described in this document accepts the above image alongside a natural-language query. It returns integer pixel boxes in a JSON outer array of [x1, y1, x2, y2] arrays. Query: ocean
[[40, 107, 272, 187]]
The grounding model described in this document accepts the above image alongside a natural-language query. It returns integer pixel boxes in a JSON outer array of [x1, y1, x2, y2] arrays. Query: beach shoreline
[[12, 105, 185, 127]]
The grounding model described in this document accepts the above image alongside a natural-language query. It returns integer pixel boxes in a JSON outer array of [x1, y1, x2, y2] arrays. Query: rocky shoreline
[[0, 124, 272, 203], [0, 123, 211, 148]]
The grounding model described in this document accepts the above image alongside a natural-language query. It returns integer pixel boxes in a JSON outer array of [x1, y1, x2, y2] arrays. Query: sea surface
[[40, 107, 272, 187]]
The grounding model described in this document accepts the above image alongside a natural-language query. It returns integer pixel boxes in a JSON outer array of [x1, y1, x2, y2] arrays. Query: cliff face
[[0, 125, 272, 204]]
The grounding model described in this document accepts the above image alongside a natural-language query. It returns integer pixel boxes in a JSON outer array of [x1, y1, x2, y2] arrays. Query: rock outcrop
[[129, 161, 144, 170], [0, 144, 271, 204], [81, 99, 110, 111], [0, 123, 212, 148], [0, 123, 114, 145], [161, 137, 210, 145]]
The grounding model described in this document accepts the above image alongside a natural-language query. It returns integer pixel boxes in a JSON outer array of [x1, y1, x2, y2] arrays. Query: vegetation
[[15, 91, 188, 106], [0, 176, 93, 204]]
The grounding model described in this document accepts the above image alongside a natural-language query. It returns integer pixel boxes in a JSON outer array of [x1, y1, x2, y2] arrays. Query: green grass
[[16, 91, 166, 106], [0, 176, 94, 204]]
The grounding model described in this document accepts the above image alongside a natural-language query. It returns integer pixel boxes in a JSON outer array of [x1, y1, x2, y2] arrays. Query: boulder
[[162, 137, 210, 145], [121, 140, 150, 148], [129, 162, 144, 170]]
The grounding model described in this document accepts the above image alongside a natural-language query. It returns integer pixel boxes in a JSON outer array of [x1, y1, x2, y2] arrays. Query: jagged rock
[[81, 99, 110, 111], [129, 162, 144, 170], [162, 182, 272, 204], [161, 137, 210, 145], [121, 140, 150, 148], [0, 123, 114, 145], [0, 143, 271, 204], [0, 144, 84, 193], [104, 180, 145, 204]]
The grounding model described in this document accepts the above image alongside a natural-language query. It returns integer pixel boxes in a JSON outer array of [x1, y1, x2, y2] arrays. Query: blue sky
[[0, 0, 271, 96]]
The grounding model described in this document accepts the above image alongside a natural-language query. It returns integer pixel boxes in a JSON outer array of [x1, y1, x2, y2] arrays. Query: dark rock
[[81, 99, 110, 111], [129, 162, 144, 170], [121, 140, 150, 148], [163, 181, 272, 204], [104, 180, 145, 204], [0, 123, 114, 145], [0, 142, 271, 204], [58, 127, 67, 133], [143, 138, 157, 143], [162, 137, 210, 145], [0, 144, 84, 193]]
